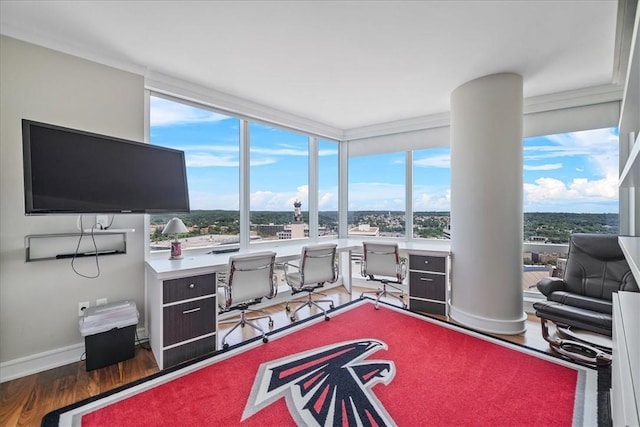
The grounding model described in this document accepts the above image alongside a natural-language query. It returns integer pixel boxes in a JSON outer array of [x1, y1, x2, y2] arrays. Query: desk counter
[[145, 237, 451, 369]]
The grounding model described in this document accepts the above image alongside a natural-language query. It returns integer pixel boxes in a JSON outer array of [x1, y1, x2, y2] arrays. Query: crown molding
[[145, 70, 343, 141], [343, 112, 451, 141], [0, 26, 147, 76], [343, 84, 623, 142], [523, 84, 624, 114]]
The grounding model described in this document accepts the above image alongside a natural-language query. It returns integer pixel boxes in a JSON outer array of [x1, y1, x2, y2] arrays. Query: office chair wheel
[[324, 316, 330, 321], [285, 304, 291, 312], [290, 315, 296, 322], [223, 343, 229, 349], [262, 337, 269, 343]]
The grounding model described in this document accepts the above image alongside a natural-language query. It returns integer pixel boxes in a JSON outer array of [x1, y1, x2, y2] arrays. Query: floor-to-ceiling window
[[413, 147, 451, 239], [523, 126, 619, 293], [148, 95, 240, 251], [348, 152, 406, 238], [318, 138, 339, 237], [249, 123, 309, 242]]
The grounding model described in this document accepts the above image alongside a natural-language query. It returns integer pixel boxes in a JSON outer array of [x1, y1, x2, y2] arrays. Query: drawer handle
[[420, 277, 434, 282], [182, 307, 201, 315], [189, 283, 195, 289]]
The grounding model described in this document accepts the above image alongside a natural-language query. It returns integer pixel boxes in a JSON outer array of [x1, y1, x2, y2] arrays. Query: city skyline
[[150, 96, 619, 214]]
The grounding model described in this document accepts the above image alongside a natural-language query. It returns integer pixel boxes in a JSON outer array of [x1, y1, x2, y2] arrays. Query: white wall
[[0, 36, 145, 378]]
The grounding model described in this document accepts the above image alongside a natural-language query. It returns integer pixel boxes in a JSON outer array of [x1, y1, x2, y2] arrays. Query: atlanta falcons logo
[[242, 339, 396, 426]]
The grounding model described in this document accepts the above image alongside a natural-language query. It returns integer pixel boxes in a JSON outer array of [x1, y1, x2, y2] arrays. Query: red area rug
[[43, 299, 596, 426]]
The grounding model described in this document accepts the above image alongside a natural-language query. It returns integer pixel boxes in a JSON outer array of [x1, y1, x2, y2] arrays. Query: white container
[[79, 300, 139, 336]]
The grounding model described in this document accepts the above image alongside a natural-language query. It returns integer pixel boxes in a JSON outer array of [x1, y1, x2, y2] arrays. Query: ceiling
[[0, 1, 624, 131]]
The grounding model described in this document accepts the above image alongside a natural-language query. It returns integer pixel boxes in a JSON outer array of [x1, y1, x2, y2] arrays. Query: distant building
[[256, 224, 285, 237], [348, 224, 380, 237], [276, 200, 309, 239]]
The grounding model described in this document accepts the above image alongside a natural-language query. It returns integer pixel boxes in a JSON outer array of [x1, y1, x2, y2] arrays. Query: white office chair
[[283, 243, 338, 321], [360, 241, 407, 309], [217, 251, 277, 349]]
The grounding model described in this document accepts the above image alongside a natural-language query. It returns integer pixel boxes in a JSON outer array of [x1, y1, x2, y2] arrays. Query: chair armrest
[[398, 256, 407, 281], [536, 276, 566, 296], [267, 273, 278, 299], [280, 261, 299, 287]]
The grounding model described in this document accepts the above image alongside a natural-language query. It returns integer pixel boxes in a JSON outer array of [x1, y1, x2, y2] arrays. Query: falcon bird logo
[[242, 339, 396, 426]]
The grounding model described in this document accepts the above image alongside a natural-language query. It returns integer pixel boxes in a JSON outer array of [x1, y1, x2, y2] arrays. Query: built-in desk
[[145, 238, 451, 369]]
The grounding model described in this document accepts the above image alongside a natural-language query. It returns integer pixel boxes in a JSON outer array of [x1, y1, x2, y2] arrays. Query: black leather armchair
[[533, 233, 638, 364]]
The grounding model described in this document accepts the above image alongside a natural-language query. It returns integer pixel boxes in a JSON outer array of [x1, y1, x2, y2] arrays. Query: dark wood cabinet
[[408, 253, 449, 315], [148, 271, 218, 369]]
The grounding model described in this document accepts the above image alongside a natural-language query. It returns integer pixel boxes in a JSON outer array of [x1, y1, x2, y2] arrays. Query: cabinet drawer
[[409, 272, 446, 300], [163, 273, 216, 304], [164, 334, 216, 368], [409, 255, 446, 273], [163, 297, 216, 346], [409, 298, 446, 315]]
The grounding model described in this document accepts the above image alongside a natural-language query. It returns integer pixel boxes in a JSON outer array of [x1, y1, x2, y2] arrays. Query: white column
[[449, 73, 527, 335]]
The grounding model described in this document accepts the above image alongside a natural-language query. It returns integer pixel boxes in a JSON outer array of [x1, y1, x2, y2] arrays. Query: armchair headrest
[[569, 233, 624, 261]]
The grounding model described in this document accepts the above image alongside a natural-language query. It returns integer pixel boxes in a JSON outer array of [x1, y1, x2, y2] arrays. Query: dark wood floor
[[0, 285, 551, 427]]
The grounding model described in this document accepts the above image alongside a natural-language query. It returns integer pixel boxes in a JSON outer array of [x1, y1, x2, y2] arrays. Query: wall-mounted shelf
[[25, 232, 127, 262]]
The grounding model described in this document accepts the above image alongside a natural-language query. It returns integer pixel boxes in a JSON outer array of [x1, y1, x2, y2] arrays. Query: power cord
[[135, 329, 152, 351], [71, 216, 101, 279]]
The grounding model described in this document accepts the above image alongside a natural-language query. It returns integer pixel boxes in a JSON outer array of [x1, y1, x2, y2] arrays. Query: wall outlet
[[96, 298, 108, 306], [78, 301, 90, 316], [96, 215, 109, 230]]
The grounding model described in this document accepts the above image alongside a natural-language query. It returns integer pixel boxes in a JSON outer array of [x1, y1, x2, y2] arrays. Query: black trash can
[[79, 301, 139, 371]]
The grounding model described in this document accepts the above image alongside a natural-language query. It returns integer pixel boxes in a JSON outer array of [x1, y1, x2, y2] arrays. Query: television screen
[[22, 119, 190, 215]]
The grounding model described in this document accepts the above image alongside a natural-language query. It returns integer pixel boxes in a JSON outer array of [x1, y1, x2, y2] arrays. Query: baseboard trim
[[0, 326, 148, 383]]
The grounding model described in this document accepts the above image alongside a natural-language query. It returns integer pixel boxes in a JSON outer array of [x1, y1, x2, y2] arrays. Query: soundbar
[[56, 250, 125, 259]]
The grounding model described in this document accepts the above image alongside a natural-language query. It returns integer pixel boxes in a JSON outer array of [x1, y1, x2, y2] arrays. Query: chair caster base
[[262, 336, 269, 343]]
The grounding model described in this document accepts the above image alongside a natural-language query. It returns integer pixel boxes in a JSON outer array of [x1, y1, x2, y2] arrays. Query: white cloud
[[523, 127, 619, 210], [250, 188, 310, 211], [523, 163, 562, 171], [186, 153, 239, 168], [348, 182, 405, 210], [251, 145, 308, 156], [319, 191, 337, 209], [318, 148, 339, 157], [150, 97, 229, 126], [413, 187, 450, 211], [414, 153, 451, 168], [524, 171, 618, 205]]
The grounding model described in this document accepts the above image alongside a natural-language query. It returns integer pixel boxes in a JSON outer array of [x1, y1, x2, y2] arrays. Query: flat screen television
[[22, 119, 190, 215]]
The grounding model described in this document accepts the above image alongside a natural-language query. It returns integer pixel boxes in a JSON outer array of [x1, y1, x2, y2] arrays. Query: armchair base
[[218, 307, 273, 349], [285, 290, 334, 321], [360, 279, 407, 310], [539, 317, 612, 366]]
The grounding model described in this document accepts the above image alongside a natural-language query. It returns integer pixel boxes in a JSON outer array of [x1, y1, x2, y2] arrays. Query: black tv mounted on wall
[[22, 119, 190, 215]]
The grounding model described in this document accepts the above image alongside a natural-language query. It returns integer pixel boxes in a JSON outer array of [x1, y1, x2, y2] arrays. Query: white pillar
[[449, 73, 527, 335]]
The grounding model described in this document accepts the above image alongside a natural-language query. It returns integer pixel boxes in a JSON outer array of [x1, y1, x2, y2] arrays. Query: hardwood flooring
[[0, 285, 551, 427]]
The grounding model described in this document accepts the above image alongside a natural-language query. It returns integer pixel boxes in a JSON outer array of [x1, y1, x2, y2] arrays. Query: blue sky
[[150, 96, 619, 214]]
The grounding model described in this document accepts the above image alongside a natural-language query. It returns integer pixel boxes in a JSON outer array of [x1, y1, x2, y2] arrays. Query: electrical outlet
[[78, 301, 90, 316], [96, 215, 109, 230], [96, 298, 108, 306]]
